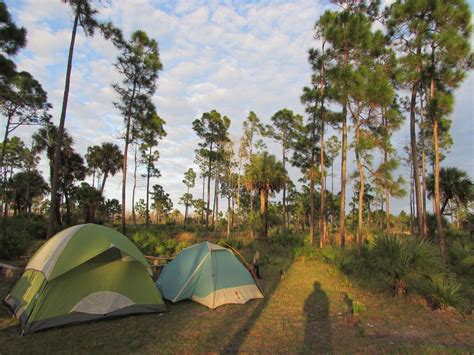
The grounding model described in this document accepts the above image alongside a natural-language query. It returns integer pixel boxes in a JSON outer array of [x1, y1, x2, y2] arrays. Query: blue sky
[[3, 0, 473, 215]]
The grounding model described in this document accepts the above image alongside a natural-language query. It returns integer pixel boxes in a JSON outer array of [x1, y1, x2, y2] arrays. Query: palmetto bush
[[321, 235, 471, 312]]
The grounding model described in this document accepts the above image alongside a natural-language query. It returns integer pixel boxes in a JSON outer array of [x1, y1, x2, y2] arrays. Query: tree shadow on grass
[[221, 253, 294, 353], [302, 281, 333, 354]]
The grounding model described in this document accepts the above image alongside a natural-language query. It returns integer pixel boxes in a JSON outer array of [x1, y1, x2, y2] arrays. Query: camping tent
[[158, 241, 263, 309], [4, 224, 166, 333]]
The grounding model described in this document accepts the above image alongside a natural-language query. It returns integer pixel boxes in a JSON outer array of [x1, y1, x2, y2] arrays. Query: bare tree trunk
[[201, 174, 205, 224], [320, 41, 326, 248], [237, 156, 242, 239], [227, 195, 231, 238], [355, 127, 364, 253], [420, 91, 428, 238], [206, 144, 212, 229], [132, 146, 137, 226], [339, 105, 347, 247], [145, 147, 151, 228], [214, 176, 219, 231], [433, 118, 445, 260], [309, 166, 315, 246], [47, 9, 79, 237], [282, 143, 287, 230], [409, 161, 415, 236]]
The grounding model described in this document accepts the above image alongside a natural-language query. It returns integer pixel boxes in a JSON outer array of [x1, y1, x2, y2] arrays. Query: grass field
[[1, 242, 473, 353]]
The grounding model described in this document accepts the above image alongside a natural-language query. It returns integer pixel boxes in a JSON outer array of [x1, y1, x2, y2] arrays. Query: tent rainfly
[[4, 224, 167, 334], [158, 241, 263, 309]]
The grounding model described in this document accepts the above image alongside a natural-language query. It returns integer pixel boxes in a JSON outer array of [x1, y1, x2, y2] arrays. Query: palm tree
[[32, 124, 75, 226], [96, 143, 123, 195], [245, 152, 286, 238], [427, 167, 473, 227], [85, 145, 101, 188]]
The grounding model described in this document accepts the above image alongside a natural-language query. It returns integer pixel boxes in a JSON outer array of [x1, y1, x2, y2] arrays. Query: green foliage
[[0, 217, 34, 259], [269, 229, 304, 247], [420, 276, 469, 314], [293, 244, 318, 262], [321, 235, 472, 312], [130, 229, 190, 257]]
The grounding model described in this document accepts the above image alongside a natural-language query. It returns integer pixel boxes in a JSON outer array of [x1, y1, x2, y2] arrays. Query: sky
[[3, 0, 474, 216]]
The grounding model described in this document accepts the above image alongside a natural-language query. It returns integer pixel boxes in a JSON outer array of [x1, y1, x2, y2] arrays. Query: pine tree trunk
[[131, 147, 137, 226], [339, 105, 347, 247], [410, 81, 423, 237], [146, 154, 151, 228], [355, 127, 364, 253], [237, 158, 242, 239], [201, 174, 205, 224], [47, 9, 79, 238], [282, 142, 287, 230], [309, 166, 315, 246], [184, 185, 189, 225], [214, 176, 219, 231], [433, 118, 446, 260], [320, 120, 325, 248], [206, 144, 212, 229], [320, 42, 326, 247], [227, 195, 231, 238], [420, 91, 428, 238]]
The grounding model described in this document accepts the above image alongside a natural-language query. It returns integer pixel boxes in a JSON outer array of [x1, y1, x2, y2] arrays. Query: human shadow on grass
[[302, 281, 333, 354]]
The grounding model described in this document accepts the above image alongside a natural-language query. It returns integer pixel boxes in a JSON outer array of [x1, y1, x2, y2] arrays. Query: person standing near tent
[[252, 250, 261, 279]]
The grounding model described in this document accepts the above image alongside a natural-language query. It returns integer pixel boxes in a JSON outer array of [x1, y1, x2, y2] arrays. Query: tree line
[[1, 0, 472, 262]]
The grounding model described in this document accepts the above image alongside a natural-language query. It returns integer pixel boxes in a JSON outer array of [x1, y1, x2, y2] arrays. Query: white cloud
[[2, 0, 473, 216]]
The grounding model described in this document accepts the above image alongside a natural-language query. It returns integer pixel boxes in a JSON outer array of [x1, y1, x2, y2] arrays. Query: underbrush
[[0, 215, 47, 259], [319, 235, 473, 314], [130, 229, 191, 257]]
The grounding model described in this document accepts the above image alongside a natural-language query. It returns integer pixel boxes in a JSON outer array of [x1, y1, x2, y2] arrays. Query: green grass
[[1, 241, 473, 353]]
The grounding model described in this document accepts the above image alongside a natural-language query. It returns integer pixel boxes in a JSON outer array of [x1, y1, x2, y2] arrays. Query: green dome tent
[[158, 241, 263, 309], [4, 224, 166, 334]]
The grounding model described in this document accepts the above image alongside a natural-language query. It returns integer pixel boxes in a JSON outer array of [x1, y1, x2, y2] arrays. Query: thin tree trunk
[[320, 40, 326, 248], [430, 48, 446, 261], [184, 185, 189, 225], [282, 141, 287, 230], [355, 127, 364, 253], [206, 144, 212, 229], [410, 81, 423, 237], [250, 182, 254, 239], [227, 195, 231, 238], [409, 161, 415, 236], [47, 9, 79, 237], [131, 147, 138, 226], [122, 79, 138, 234], [309, 165, 315, 246], [420, 90, 428, 238], [201, 174, 205, 224], [1, 117, 11, 218], [339, 105, 347, 247], [146, 147, 151, 228], [433, 118, 445, 260], [214, 176, 219, 231], [339, 43, 348, 248], [237, 157, 242, 239]]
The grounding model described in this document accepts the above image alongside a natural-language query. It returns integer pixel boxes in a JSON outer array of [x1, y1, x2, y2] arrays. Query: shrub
[[293, 245, 318, 261], [269, 230, 305, 247], [0, 219, 33, 259], [131, 229, 190, 257], [420, 275, 470, 313]]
